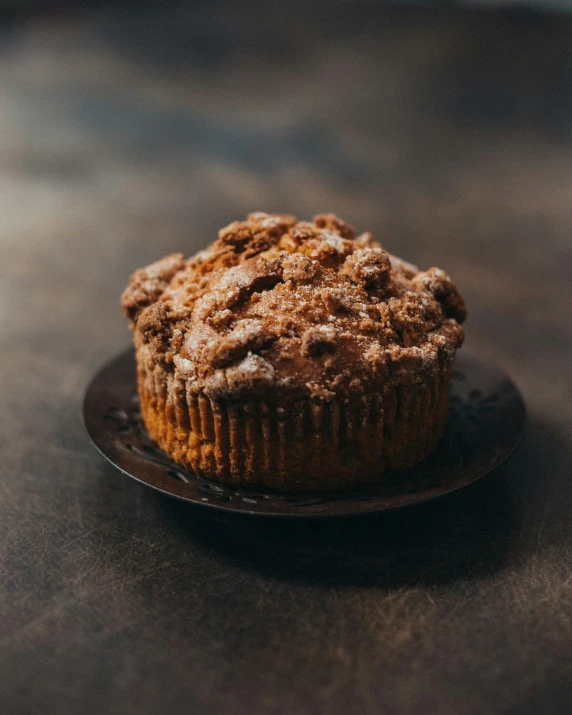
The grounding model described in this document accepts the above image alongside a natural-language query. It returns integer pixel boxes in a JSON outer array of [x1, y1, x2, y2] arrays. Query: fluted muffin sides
[[136, 337, 452, 491], [122, 212, 466, 492]]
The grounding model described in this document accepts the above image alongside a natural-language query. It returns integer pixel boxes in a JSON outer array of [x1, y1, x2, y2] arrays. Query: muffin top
[[122, 213, 466, 401]]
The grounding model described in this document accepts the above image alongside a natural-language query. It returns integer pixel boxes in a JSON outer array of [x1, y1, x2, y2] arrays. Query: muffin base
[[137, 357, 452, 493]]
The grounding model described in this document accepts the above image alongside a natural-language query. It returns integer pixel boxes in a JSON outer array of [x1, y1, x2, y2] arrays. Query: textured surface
[[122, 210, 465, 489], [121, 211, 465, 401], [1, 3, 572, 714]]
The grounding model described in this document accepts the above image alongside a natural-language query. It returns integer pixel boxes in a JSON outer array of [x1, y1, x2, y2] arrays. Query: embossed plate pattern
[[83, 349, 525, 516]]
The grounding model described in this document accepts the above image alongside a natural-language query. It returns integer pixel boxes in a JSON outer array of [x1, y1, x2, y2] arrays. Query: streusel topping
[[122, 213, 466, 400]]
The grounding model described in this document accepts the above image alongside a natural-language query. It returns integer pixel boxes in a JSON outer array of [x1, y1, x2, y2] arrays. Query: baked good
[[121, 212, 466, 492]]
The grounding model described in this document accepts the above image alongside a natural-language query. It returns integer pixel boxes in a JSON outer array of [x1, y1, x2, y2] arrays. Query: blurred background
[[1, 0, 570, 412], [2, 3, 572, 714]]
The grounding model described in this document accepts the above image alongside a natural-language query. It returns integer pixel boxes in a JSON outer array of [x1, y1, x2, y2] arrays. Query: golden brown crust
[[122, 212, 466, 491], [122, 212, 465, 402]]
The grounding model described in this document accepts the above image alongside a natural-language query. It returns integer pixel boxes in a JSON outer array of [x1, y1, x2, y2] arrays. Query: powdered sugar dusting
[[123, 212, 466, 400]]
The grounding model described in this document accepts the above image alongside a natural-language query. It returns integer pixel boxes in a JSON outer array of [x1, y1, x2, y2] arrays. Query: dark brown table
[[1, 3, 571, 713]]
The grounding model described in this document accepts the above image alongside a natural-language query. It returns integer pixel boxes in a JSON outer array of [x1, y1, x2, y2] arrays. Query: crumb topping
[[122, 212, 466, 400]]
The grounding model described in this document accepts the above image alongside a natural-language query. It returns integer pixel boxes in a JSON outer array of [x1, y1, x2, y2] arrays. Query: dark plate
[[83, 349, 525, 517]]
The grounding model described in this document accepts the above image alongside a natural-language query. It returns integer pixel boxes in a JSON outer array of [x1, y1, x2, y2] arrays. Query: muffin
[[121, 212, 466, 492]]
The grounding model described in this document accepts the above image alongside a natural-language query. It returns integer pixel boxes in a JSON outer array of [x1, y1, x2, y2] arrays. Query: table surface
[[1, 3, 571, 714]]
